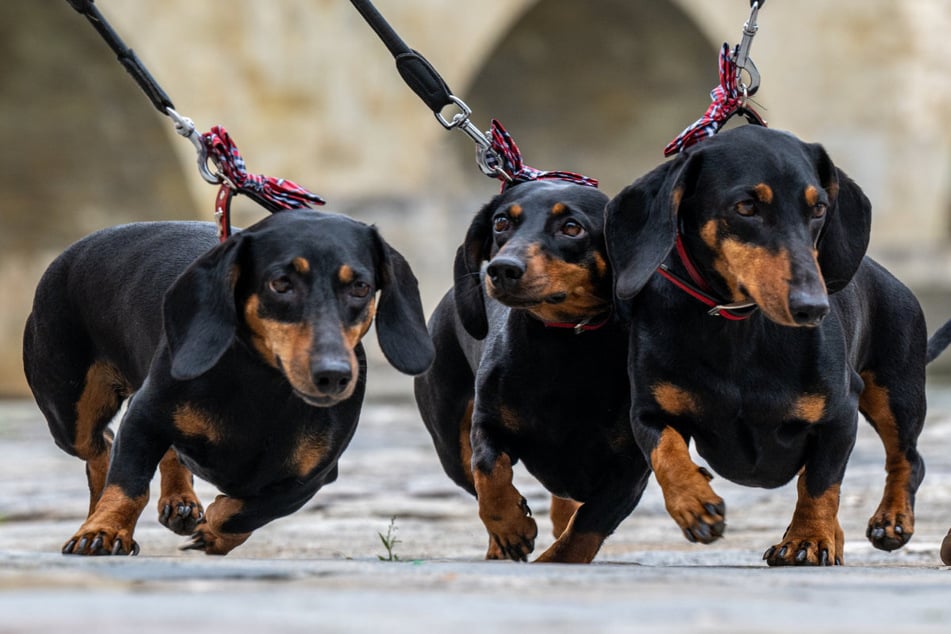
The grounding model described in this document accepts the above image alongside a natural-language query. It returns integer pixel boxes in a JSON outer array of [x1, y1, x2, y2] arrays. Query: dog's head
[[606, 125, 871, 327], [163, 210, 434, 406], [453, 180, 611, 339]]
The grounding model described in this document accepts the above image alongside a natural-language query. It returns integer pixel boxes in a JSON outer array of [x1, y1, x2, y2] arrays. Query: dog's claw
[[62, 540, 76, 555], [763, 546, 775, 560], [819, 549, 829, 566]]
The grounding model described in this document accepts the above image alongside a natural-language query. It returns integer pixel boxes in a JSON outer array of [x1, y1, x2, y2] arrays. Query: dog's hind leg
[[549, 495, 581, 539], [859, 369, 926, 551], [25, 324, 127, 518]]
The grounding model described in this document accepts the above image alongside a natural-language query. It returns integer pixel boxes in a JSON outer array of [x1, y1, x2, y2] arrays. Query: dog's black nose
[[789, 290, 829, 326], [486, 256, 525, 291], [312, 359, 353, 395]]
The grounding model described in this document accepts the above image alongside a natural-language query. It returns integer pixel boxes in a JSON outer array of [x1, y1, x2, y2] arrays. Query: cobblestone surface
[[2, 368, 951, 633]]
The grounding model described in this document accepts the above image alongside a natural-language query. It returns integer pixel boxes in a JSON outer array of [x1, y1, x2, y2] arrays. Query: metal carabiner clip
[[435, 95, 511, 181], [733, 1, 762, 97], [166, 107, 222, 185]]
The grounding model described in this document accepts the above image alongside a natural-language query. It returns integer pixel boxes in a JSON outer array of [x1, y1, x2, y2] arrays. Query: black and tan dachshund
[[414, 180, 651, 563], [605, 124, 951, 566], [23, 210, 433, 555]]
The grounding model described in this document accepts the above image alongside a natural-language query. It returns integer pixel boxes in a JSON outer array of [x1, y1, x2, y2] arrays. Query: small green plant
[[378, 516, 401, 561]]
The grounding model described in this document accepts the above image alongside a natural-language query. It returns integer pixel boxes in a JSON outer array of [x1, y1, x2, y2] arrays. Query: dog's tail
[[927, 318, 951, 364]]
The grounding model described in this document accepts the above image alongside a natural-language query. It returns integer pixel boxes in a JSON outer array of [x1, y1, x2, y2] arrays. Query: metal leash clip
[[733, 1, 763, 99], [435, 96, 511, 181], [165, 107, 222, 185]]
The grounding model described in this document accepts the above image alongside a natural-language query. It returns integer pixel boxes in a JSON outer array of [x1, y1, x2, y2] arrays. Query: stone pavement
[[2, 366, 951, 633]]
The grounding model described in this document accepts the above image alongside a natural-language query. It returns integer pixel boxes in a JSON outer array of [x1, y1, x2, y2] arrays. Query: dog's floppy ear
[[372, 229, 435, 376], [164, 233, 249, 380], [452, 196, 499, 339], [810, 143, 871, 293], [606, 153, 699, 299]]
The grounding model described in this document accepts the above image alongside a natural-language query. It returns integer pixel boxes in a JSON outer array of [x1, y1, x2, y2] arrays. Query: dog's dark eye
[[560, 220, 584, 237], [350, 281, 371, 298], [812, 203, 828, 219], [734, 201, 757, 217], [269, 276, 294, 294], [493, 215, 511, 233]]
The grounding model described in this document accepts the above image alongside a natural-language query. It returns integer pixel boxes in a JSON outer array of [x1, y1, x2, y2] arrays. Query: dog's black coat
[[415, 180, 650, 563], [605, 125, 951, 565], [24, 210, 433, 555]]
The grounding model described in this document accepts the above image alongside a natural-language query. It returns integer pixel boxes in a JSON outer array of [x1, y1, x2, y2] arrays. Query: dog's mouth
[[293, 388, 347, 408], [488, 285, 567, 308]]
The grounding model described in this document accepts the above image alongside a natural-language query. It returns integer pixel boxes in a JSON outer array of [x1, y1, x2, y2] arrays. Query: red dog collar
[[656, 234, 758, 321]]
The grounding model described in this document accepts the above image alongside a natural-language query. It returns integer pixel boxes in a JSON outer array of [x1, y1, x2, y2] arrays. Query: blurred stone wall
[[3, 0, 951, 394]]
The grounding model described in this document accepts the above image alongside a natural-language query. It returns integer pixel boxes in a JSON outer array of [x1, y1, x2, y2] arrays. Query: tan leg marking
[[157, 448, 204, 535], [474, 453, 537, 561], [74, 362, 128, 514], [549, 495, 582, 539], [766, 475, 843, 566], [535, 510, 604, 564], [65, 484, 148, 555], [651, 427, 725, 544], [188, 495, 252, 556], [860, 371, 915, 549]]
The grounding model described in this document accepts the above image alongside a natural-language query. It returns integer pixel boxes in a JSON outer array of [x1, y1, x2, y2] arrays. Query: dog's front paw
[[62, 524, 139, 556], [158, 493, 205, 535], [866, 504, 913, 552], [662, 469, 726, 544], [482, 496, 538, 562], [764, 538, 841, 566], [764, 523, 843, 566], [182, 522, 251, 556], [62, 485, 144, 555]]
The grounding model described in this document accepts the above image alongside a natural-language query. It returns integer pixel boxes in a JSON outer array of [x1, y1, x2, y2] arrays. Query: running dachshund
[[415, 180, 651, 563], [23, 210, 434, 555], [605, 124, 951, 566]]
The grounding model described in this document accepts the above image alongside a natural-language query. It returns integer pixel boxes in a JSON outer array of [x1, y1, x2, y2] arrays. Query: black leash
[[348, 0, 454, 116], [63, 0, 325, 241], [349, 0, 508, 180], [65, 0, 175, 116]]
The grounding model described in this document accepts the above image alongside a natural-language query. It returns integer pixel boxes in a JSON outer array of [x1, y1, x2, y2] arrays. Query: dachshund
[[23, 210, 433, 555], [605, 124, 951, 566], [414, 180, 651, 563]]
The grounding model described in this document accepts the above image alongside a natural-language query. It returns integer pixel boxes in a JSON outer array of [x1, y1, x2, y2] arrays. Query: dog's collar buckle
[[541, 313, 611, 334], [708, 301, 758, 318]]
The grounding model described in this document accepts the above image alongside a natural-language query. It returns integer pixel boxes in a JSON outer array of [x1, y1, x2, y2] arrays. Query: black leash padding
[[65, 0, 175, 114], [349, 0, 455, 114]]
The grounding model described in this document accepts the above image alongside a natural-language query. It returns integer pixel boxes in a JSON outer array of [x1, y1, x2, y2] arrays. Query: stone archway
[[0, 2, 194, 393], [451, 0, 716, 197]]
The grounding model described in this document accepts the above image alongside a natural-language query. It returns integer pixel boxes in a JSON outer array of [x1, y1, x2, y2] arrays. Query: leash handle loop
[[64, 0, 175, 114]]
